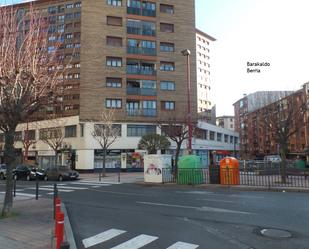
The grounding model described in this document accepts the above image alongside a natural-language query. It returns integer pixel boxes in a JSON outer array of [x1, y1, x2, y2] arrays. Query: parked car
[[264, 155, 281, 163], [13, 164, 47, 181], [45, 165, 79, 181], [0, 164, 6, 180]]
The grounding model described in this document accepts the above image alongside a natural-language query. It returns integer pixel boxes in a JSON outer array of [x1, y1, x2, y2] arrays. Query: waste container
[[220, 157, 240, 185], [209, 164, 220, 184], [177, 155, 203, 185], [144, 155, 172, 183]]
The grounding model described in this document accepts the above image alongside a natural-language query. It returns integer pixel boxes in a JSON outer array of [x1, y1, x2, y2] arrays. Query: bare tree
[[158, 119, 190, 174], [91, 110, 120, 181], [22, 124, 37, 163], [0, 6, 62, 216], [265, 92, 307, 182], [40, 126, 65, 166]]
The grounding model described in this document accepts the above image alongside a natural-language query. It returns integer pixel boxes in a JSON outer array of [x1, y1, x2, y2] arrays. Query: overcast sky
[[1, 0, 309, 116]]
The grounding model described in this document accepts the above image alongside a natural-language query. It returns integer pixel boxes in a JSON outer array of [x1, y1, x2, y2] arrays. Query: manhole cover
[[260, 229, 292, 238]]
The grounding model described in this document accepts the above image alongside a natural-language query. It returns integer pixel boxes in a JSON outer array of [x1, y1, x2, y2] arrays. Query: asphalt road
[[1, 179, 309, 249]]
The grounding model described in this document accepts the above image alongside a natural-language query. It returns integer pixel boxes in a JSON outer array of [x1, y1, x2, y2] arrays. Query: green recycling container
[[177, 155, 203, 185]]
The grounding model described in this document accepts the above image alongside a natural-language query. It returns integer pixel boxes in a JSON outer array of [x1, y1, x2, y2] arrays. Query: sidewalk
[[79, 172, 144, 183], [0, 195, 53, 249]]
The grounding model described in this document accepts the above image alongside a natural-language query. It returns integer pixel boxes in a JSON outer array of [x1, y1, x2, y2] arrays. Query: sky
[[1, 0, 309, 116], [196, 0, 309, 115]]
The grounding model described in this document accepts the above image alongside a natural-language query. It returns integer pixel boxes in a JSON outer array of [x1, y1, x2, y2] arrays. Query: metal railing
[[126, 108, 157, 117], [127, 65, 156, 75], [127, 46, 156, 56], [127, 7, 156, 17], [162, 166, 309, 188], [127, 87, 157, 96]]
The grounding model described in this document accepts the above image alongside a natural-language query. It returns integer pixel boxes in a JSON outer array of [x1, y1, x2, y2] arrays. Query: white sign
[[38, 150, 55, 156]]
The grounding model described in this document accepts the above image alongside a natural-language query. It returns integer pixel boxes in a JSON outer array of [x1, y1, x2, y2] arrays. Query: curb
[[61, 203, 77, 249], [136, 182, 309, 193]]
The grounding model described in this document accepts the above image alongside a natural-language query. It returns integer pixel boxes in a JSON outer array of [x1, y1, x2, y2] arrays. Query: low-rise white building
[[1, 116, 239, 170]]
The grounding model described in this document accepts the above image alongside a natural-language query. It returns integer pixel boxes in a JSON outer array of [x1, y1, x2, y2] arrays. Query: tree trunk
[[2, 126, 17, 217], [280, 145, 287, 184], [102, 149, 107, 177], [174, 143, 182, 177]]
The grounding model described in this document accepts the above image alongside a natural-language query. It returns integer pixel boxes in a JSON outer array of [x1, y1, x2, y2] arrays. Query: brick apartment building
[[234, 84, 309, 159]]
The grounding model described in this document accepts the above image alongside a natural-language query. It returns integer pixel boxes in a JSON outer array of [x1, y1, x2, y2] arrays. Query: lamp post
[[181, 49, 193, 154]]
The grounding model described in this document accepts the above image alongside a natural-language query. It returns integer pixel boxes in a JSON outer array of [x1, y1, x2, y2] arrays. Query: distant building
[[195, 29, 216, 121], [233, 87, 309, 159], [216, 116, 235, 131]]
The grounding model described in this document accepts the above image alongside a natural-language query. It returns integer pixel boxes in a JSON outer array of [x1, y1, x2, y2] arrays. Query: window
[[106, 57, 122, 67], [65, 125, 77, 138], [14, 131, 22, 141], [230, 136, 234, 144], [160, 4, 174, 14], [106, 99, 122, 109], [224, 134, 228, 143], [161, 101, 175, 110], [65, 43, 74, 48], [40, 128, 62, 139], [106, 36, 122, 47], [65, 33, 73, 39], [107, 0, 122, 6], [127, 125, 156, 137], [209, 131, 215, 140], [73, 73, 80, 79], [107, 16, 122, 26], [48, 46, 56, 53], [160, 62, 175, 71], [160, 23, 174, 33], [106, 78, 122, 88], [160, 42, 174, 52], [75, 2, 81, 8], [94, 124, 121, 137], [48, 6, 57, 14], [74, 12, 81, 18], [217, 133, 222, 142], [66, 3, 74, 9], [48, 36, 56, 42], [65, 13, 74, 19], [127, 19, 156, 36], [160, 81, 175, 91], [80, 124, 84, 137]]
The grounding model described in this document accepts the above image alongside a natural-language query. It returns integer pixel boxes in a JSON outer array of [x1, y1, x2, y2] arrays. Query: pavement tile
[[0, 196, 53, 249]]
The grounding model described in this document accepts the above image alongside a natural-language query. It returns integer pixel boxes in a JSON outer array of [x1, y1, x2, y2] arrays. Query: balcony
[[127, 26, 156, 37], [127, 65, 156, 75], [127, 7, 156, 17], [127, 46, 156, 56], [127, 87, 157, 96], [126, 108, 157, 117]]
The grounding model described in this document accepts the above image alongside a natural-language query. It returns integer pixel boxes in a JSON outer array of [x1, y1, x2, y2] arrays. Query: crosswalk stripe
[[166, 241, 199, 249], [82, 229, 126, 248], [110, 234, 158, 249], [42, 185, 87, 190], [67, 182, 111, 187], [0, 191, 40, 198], [27, 187, 74, 192], [79, 180, 120, 185]]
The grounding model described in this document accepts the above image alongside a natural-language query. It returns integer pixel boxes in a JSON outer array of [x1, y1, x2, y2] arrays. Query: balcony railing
[[127, 65, 156, 75], [127, 46, 156, 56], [127, 7, 156, 17], [127, 27, 156, 37], [126, 108, 157, 117], [127, 88, 157, 96]]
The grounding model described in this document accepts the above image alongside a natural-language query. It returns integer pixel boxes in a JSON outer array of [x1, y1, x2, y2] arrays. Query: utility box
[[220, 157, 240, 185], [144, 155, 172, 183]]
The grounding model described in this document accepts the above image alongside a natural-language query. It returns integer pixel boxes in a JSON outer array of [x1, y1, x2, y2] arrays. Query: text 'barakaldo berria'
[[247, 61, 270, 73]]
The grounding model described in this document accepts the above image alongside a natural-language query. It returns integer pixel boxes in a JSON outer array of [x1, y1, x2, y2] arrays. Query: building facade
[[195, 29, 215, 122], [234, 84, 309, 159], [216, 116, 235, 131]]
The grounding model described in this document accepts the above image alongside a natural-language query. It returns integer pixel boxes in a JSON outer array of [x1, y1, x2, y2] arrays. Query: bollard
[[118, 167, 120, 183], [13, 178, 16, 197], [53, 183, 58, 220], [35, 175, 39, 200], [55, 212, 65, 249]]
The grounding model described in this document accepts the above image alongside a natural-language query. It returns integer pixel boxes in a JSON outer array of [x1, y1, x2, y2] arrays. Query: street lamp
[[181, 49, 193, 154]]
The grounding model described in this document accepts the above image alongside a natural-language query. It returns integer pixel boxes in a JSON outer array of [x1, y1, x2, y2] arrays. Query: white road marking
[[79, 180, 121, 185], [82, 229, 126, 248], [27, 187, 74, 192], [197, 198, 234, 203], [0, 191, 40, 198], [166, 241, 199, 249], [42, 185, 87, 190], [137, 201, 251, 214], [110, 234, 158, 249], [68, 182, 111, 187]]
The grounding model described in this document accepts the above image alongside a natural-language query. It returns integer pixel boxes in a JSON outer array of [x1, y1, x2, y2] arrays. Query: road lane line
[[197, 198, 234, 203], [166, 241, 199, 249], [137, 201, 251, 214], [110, 234, 158, 249], [82, 229, 126, 248]]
